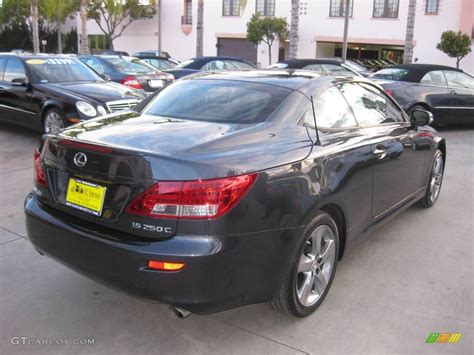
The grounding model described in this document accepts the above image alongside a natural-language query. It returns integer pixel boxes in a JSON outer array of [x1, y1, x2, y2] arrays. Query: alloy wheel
[[44, 111, 64, 134], [429, 154, 444, 203], [296, 225, 336, 307]]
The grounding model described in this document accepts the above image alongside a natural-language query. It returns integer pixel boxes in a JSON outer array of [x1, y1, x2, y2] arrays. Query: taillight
[[121, 75, 142, 89], [34, 148, 47, 187], [126, 173, 258, 219], [384, 89, 394, 97]]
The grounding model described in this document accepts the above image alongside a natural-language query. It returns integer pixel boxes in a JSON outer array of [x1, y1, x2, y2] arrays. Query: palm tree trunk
[[80, 0, 90, 54], [289, 0, 299, 59], [57, 0, 62, 54], [268, 43, 272, 65], [196, 0, 204, 57], [403, 0, 417, 64], [31, 0, 40, 53]]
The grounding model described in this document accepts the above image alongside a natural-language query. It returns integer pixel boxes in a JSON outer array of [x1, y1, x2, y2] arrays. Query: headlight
[[97, 105, 107, 116], [76, 101, 97, 117]]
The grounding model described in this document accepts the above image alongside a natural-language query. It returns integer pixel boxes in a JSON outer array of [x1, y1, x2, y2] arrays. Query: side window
[[84, 58, 104, 74], [304, 86, 358, 129], [201, 60, 225, 71], [443, 70, 474, 89], [225, 60, 254, 70], [303, 64, 324, 72], [0, 58, 6, 81], [420, 70, 447, 86], [321, 64, 353, 75], [3, 59, 26, 83], [340, 82, 405, 126]]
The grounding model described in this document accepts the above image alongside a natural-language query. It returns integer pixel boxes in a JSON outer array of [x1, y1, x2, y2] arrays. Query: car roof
[[387, 64, 463, 82], [134, 55, 172, 60], [183, 70, 372, 96], [278, 58, 344, 68]]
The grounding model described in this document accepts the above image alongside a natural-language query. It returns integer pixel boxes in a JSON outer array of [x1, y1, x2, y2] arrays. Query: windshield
[[370, 68, 409, 81], [104, 57, 155, 74], [26, 57, 102, 83], [344, 60, 369, 73], [176, 60, 194, 68], [144, 79, 291, 123]]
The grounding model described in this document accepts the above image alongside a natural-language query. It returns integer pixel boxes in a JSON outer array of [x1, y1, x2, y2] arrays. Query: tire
[[270, 211, 339, 317], [43, 108, 66, 134], [416, 149, 444, 208]]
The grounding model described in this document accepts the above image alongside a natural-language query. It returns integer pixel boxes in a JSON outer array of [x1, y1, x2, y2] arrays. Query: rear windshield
[[144, 79, 291, 123], [103, 57, 155, 74], [371, 68, 409, 81]]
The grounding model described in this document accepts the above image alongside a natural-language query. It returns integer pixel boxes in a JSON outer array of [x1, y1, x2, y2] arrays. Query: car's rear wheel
[[43, 108, 66, 134], [270, 211, 339, 317], [417, 149, 444, 208]]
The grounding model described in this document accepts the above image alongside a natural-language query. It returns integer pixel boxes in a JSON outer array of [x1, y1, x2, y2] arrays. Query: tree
[[41, 0, 80, 53], [31, 0, 40, 53], [196, 0, 203, 56], [289, 0, 299, 59], [403, 0, 417, 64], [436, 31, 472, 68], [88, 0, 157, 50], [247, 14, 289, 65], [80, 0, 90, 54]]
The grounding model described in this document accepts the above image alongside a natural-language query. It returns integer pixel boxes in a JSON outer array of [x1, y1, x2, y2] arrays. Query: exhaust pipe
[[170, 306, 192, 319]]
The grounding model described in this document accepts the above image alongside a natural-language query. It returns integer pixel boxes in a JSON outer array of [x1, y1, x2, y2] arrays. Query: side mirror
[[410, 109, 433, 127], [100, 73, 111, 81], [11, 77, 28, 86]]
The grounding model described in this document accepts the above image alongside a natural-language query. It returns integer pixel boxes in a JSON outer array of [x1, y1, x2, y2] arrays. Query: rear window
[[104, 57, 155, 74], [371, 68, 409, 81], [144, 79, 291, 123]]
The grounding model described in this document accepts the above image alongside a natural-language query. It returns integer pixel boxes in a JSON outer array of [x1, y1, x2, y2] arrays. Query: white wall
[[70, 0, 473, 71]]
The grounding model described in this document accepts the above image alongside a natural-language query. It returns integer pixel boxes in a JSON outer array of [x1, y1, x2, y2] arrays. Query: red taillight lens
[[126, 173, 258, 219], [148, 260, 186, 271], [121, 75, 142, 89], [34, 148, 47, 187]]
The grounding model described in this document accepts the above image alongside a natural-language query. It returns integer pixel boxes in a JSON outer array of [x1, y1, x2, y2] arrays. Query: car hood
[[39, 81, 144, 103], [58, 111, 313, 179]]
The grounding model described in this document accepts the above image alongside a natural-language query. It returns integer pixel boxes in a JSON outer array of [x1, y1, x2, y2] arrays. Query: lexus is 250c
[[25, 71, 446, 317]]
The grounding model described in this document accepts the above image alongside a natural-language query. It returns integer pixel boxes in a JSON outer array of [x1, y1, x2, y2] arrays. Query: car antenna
[[310, 96, 321, 146]]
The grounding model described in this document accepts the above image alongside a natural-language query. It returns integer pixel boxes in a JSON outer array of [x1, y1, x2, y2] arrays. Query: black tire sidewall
[[289, 212, 339, 317]]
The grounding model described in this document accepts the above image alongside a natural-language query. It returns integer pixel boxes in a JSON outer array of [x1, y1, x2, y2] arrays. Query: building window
[[373, 0, 399, 18], [329, 0, 354, 17], [425, 0, 439, 14], [256, 0, 275, 16], [182, 0, 192, 24], [223, 0, 240, 16]]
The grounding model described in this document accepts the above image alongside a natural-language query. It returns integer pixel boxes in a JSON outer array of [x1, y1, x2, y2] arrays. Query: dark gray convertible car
[[371, 64, 474, 125], [25, 71, 445, 318]]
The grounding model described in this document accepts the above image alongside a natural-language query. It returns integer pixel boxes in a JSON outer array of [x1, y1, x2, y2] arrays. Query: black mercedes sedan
[[0, 54, 144, 133], [371, 64, 474, 125], [79, 55, 174, 93], [166, 56, 256, 79], [25, 71, 445, 318]]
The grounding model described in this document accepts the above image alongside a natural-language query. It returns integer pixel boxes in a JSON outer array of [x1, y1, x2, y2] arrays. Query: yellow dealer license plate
[[65, 178, 106, 217]]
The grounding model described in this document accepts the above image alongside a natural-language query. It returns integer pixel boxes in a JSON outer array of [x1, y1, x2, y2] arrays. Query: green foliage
[[247, 13, 289, 47], [247, 13, 289, 64], [63, 28, 78, 53], [88, 0, 157, 49], [436, 30, 472, 68], [41, 0, 81, 26]]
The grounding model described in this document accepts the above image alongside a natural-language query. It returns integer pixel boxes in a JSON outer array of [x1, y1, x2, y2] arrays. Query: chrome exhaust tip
[[170, 306, 192, 319]]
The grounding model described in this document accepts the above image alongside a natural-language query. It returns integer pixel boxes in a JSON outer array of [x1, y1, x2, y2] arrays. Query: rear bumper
[[25, 193, 303, 314]]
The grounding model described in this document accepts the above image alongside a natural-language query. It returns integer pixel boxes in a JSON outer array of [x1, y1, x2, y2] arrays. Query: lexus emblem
[[73, 152, 87, 168]]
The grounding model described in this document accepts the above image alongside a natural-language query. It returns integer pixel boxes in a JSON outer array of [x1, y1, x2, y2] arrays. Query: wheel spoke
[[319, 239, 335, 263], [309, 228, 323, 256], [298, 254, 314, 273], [314, 272, 328, 296], [297, 272, 314, 304]]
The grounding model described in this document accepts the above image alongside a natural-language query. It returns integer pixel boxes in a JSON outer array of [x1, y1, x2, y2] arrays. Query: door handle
[[449, 90, 458, 95], [373, 147, 387, 160]]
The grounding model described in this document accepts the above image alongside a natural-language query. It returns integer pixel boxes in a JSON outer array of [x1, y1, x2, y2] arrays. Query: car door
[[0, 58, 36, 125], [340, 82, 427, 218], [442, 70, 474, 123], [0, 57, 8, 120]]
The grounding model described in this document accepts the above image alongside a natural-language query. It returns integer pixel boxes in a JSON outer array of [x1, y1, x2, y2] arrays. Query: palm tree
[[403, 0, 417, 64], [196, 0, 204, 57], [31, 0, 40, 53], [80, 0, 90, 54], [289, 0, 299, 59]]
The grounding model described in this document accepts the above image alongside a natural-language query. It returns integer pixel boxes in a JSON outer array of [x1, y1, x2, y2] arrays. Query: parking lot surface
[[0, 123, 472, 354]]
